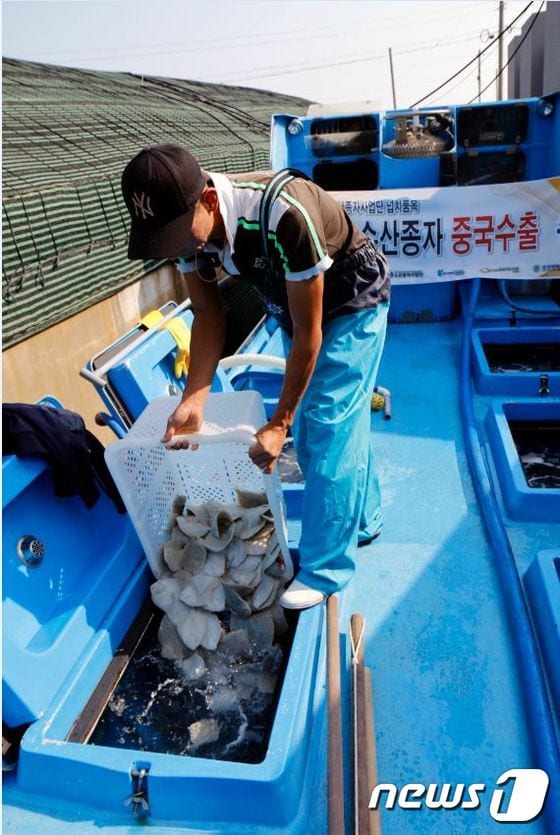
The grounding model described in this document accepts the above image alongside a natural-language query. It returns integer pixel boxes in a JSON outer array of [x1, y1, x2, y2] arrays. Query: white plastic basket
[[105, 391, 292, 579]]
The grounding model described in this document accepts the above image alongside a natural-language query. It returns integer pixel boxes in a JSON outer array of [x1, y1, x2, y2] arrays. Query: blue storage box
[[485, 400, 560, 521], [524, 550, 560, 722], [388, 281, 458, 323], [2, 452, 146, 727], [472, 326, 560, 396]]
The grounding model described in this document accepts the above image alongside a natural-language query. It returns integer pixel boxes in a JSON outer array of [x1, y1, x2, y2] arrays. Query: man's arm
[[249, 274, 323, 472], [162, 268, 226, 445]]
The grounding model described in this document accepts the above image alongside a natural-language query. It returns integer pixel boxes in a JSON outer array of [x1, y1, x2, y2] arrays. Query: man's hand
[[249, 423, 289, 473], [162, 400, 204, 449]]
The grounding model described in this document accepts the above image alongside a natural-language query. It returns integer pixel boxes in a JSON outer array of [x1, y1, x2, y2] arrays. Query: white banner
[[336, 177, 560, 284]]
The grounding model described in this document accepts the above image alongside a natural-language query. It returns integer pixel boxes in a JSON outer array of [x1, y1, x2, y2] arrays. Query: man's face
[[179, 188, 222, 257]]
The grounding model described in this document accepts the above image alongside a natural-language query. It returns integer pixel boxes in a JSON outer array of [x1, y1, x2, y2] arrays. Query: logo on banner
[[479, 266, 520, 274], [368, 769, 549, 822], [437, 269, 465, 277]]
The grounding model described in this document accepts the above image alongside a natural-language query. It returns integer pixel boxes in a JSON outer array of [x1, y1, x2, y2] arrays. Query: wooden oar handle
[[327, 594, 345, 835], [350, 613, 366, 665], [350, 612, 382, 835]]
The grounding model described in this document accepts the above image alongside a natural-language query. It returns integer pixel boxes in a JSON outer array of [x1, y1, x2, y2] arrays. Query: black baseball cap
[[121, 143, 206, 259]]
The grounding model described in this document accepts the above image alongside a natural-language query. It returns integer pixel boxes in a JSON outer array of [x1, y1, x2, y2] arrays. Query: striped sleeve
[[274, 199, 333, 281], [174, 256, 197, 273], [174, 253, 214, 274]]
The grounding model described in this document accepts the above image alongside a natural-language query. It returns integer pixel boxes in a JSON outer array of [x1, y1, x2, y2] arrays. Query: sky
[[2, 1, 540, 109]]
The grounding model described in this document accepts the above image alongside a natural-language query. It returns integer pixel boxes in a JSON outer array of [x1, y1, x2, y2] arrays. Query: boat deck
[[330, 320, 550, 834], [5, 314, 557, 834]]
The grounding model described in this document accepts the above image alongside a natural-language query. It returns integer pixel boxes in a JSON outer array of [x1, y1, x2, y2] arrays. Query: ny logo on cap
[[132, 191, 154, 220]]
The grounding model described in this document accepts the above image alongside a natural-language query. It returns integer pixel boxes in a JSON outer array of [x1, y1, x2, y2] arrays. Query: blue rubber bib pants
[[284, 302, 389, 594]]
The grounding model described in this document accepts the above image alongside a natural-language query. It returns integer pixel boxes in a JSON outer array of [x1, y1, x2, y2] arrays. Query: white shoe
[[278, 578, 326, 610]]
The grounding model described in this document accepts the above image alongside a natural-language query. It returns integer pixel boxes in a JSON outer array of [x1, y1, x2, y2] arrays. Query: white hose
[[219, 353, 286, 371]]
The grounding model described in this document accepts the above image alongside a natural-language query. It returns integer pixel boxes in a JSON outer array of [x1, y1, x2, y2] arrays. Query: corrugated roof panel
[[2, 58, 309, 348]]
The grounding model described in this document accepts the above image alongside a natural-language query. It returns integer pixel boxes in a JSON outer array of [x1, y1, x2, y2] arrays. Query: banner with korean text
[[336, 177, 560, 284]]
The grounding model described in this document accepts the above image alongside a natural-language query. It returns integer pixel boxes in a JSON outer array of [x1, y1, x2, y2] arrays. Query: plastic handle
[[168, 427, 257, 447], [80, 298, 192, 387], [218, 353, 286, 371]]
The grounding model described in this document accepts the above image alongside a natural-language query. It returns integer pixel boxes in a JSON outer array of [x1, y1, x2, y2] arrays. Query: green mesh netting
[[2, 58, 309, 348]]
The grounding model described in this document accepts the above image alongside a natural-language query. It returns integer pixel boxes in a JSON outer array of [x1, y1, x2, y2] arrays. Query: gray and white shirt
[[176, 170, 389, 332]]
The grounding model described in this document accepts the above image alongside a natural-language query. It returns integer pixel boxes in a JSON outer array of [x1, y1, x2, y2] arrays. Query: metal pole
[[388, 48, 397, 109], [327, 595, 345, 835], [477, 50, 482, 102], [363, 667, 381, 835], [497, 1, 505, 100]]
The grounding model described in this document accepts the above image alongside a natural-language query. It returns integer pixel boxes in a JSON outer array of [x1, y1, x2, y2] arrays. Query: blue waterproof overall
[[252, 172, 390, 594], [283, 299, 388, 594]]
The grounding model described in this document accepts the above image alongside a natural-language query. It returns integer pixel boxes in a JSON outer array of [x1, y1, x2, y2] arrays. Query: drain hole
[[17, 536, 45, 568]]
